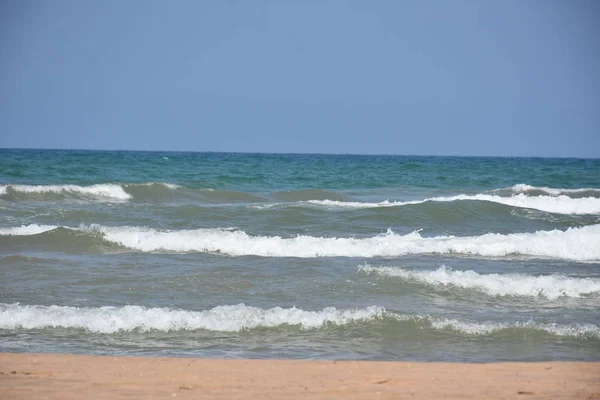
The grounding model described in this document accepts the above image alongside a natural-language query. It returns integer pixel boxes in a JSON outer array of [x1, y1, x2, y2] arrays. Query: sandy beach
[[1, 353, 598, 399]]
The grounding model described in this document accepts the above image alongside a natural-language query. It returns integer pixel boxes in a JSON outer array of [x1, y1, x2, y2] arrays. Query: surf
[[1, 303, 597, 339], [358, 264, 600, 299], [307, 193, 600, 215], [1, 223, 599, 261]]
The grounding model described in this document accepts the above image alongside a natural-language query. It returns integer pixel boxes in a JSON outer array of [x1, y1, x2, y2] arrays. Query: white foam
[[452, 194, 600, 215], [87, 224, 600, 261], [507, 184, 600, 196], [3, 223, 598, 261], [306, 199, 415, 208], [0, 303, 385, 334], [0, 184, 132, 201], [358, 265, 600, 300], [308, 194, 600, 215], [1, 303, 597, 339], [430, 317, 600, 338], [0, 224, 59, 236], [129, 182, 180, 189]]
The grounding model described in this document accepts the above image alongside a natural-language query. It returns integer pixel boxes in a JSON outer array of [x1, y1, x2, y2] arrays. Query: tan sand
[[1, 353, 599, 399]]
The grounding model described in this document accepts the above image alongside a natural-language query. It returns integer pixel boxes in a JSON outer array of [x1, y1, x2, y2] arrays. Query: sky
[[1, 0, 599, 157]]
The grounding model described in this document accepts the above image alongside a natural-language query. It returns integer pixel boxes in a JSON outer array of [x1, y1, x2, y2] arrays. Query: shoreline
[[1, 353, 599, 399]]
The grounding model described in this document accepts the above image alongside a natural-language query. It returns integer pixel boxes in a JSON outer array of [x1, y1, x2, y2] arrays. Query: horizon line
[[0, 146, 598, 160]]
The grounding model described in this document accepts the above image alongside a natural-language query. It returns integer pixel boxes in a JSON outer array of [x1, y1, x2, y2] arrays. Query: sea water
[[0, 149, 599, 361]]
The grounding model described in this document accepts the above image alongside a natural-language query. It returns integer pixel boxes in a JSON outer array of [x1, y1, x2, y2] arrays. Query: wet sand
[[1, 353, 599, 399]]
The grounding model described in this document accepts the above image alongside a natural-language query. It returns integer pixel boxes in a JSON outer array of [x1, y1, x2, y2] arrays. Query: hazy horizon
[[3, 147, 600, 160]]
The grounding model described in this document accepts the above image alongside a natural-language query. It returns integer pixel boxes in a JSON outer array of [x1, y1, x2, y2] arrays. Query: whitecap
[[358, 265, 600, 299], [1, 303, 597, 339], [0, 303, 385, 334], [307, 193, 600, 215], [88, 224, 600, 262], [0, 184, 132, 201], [3, 223, 599, 261], [0, 224, 59, 236], [506, 184, 600, 196]]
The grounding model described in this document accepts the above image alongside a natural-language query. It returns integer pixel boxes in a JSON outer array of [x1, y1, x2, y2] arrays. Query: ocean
[[1, 149, 599, 362]]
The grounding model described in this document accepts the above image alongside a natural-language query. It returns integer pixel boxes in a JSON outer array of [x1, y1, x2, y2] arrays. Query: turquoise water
[[1, 149, 599, 361]]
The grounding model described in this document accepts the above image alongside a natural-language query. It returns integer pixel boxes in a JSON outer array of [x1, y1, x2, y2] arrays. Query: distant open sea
[[1, 149, 599, 362]]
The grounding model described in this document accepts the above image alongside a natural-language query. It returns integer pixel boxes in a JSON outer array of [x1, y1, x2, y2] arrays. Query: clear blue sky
[[1, 0, 599, 157]]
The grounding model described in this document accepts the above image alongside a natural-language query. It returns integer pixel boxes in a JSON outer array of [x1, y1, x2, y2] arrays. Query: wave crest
[[358, 265, 600, 299], [0, 303, 385, 334], [1, 303, 597, 339], [505, 184, 600, 197], [307, 193, 600, 215], [94, 224, 600, 261], [0, 224, 59, 236], [1, 224, 599, 261], [0, 182, 184, 202], [0, 184, 132, 201]]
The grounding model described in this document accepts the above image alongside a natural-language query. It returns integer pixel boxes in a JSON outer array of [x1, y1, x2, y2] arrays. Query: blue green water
[[3, 149, 600, 190], [1, 149, 599, 361]]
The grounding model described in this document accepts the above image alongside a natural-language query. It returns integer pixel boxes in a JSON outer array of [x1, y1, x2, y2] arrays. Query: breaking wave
[[1, 224, 599, 261], [358, 265, 600, 299], [0, 224, 59, 236], [2, 182, 599, 214], [1, 303, 597, 339], [504, 184, 600, 197], [0, 183, 133, 201], [428, 317, 599, 338], [0, 183, 182, 202], [0, 303, 385, 333], [307, 193, 600, 215], [0, 183, 272, 204]]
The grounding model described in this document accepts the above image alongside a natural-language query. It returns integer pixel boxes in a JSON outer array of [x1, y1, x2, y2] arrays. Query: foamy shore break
[[1, 353, 599, 399]]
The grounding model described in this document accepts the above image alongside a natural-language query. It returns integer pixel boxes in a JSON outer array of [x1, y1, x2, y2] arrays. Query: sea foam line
[[358, 265, 600, 300], [0, 303, 597, 339], [307, 193, 600, 215], [1, 224, 599, 261]]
